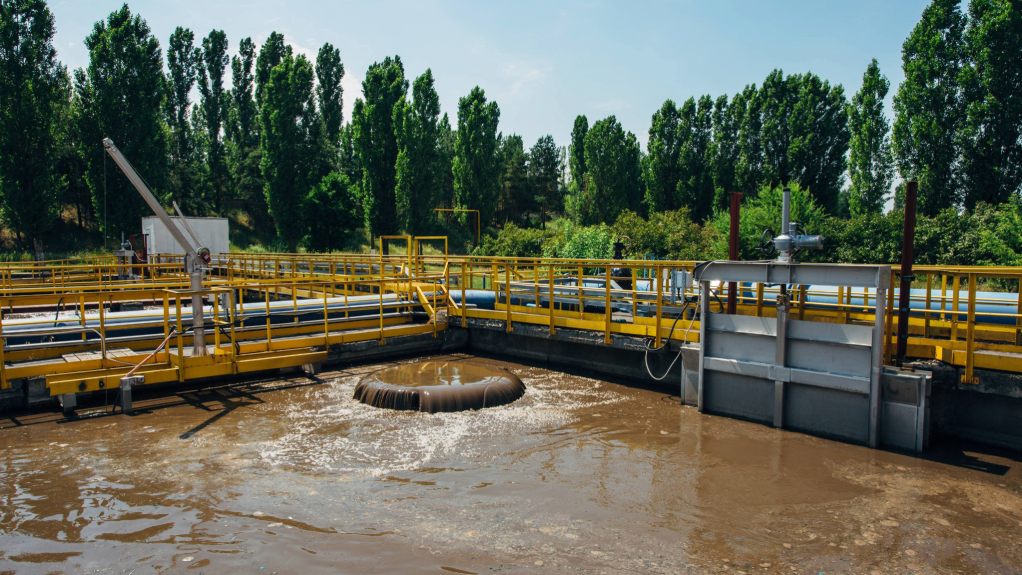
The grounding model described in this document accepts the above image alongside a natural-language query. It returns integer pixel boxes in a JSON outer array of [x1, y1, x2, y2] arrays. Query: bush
[[612, 208, 713, 260], [474, 223, 549, 257], [541, 219, 615, 260]]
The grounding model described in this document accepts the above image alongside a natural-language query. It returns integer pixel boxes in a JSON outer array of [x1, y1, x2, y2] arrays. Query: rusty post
[[895, 181, 918, 367], [727, 191, 743, 314]]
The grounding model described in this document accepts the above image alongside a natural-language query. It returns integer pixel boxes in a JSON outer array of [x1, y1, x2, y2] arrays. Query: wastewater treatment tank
[[353, 359, 526, 413]]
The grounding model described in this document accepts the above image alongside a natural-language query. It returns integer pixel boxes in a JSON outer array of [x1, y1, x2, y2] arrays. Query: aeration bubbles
[[353, 359, 526, 413]]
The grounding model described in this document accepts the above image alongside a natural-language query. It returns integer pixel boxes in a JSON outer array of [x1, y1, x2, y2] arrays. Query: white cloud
[[341, 69, 362, 125], [498, 63, 549, 99], [284, 34, 315, 61]]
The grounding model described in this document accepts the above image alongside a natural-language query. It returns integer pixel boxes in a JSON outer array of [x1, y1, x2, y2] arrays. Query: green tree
[[199, 29, 229, 215], [437, 112, 456, 209], [54, 69, 92, 231], [0, 0, 62, 247], [847, 58, 895, 216], [226, 37, 268, 228], [255, 32, 289, 111], [711, 93, 743, 212], [497, 134, 530, 225], [453, 86, 501, 226], [678, 95, 715, 221], [306, 172, 358, 252], [338, 122, 361, 195], [959, 0, 1022, 209], [568, 115, 588, 189], [352, 55, 406, 240], [892, 0, 968, 215], [568, 116, 641, 225], [759, 70, 849, 213], [260, 54, 317, 252], [528, 134, 561, 229], [642, 99, 684, 212], [164, 27, 204, 213], [787, 72, 849, 214], [736, 84, 764, 195], [76, 4, 169, 239], [315, 42, 344, 145], [394, 68, 441, 235]]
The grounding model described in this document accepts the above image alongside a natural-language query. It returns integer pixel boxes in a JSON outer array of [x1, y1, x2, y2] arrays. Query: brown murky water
[[1, 354, 1021, 574]]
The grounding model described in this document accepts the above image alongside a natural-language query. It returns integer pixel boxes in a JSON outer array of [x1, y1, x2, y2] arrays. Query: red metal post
[[895, 181, 918, 367], [727, 191, 743, 314]]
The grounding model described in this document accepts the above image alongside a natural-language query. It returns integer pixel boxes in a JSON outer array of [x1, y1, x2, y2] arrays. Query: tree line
[[0, 0, 1020, 257]]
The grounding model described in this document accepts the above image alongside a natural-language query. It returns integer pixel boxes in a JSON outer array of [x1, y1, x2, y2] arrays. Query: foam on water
[[258, 364, 626, 477]]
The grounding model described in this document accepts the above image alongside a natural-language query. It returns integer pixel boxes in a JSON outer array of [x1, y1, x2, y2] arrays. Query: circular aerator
[[353, 360, 526, 413]]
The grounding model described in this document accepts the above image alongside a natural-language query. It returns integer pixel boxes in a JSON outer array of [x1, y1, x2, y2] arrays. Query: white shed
[[142, 216, 229, 255]]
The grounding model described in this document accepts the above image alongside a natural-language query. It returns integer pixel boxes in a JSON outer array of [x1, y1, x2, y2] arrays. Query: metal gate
[[695, 261, 929, 450]]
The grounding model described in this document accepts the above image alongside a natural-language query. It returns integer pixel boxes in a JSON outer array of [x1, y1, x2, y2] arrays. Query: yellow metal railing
[[3, 245, 1022, 389]]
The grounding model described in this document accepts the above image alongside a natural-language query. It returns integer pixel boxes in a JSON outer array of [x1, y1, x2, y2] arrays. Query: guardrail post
[[323, 285, 330, 347], [884, 272, 896, 364], [965, 273, 977, 384], [655, 265, 663, 347], [0, 304, 6, 390], [1016, 284, 1022, 347], [924, 273, 932, 338], [176, 296, 184, 382], [604, 264, 612, 344], [950, 275, 961, 344], [505, 265, 512, 333], [548, 262, 555, 336]]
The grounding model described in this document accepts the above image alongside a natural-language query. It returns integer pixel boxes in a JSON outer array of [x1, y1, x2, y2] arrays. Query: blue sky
[[51, 0, 931, 151]]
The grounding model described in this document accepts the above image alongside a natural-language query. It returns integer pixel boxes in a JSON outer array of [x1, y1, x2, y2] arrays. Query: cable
[[644, 301, 691, 381]]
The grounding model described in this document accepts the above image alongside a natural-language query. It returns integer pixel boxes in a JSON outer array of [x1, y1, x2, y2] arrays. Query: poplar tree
[[736, 84, 764, 195], [569, 116, 641, 225], [497, 134, 529, 225], [452, 86, 501, 227], [226, 37, 267, 226], [394, 69, 441, 235], [255, 32, 289, 111], [316, 43, 344, 145], [753, 70, 850, 213], [76, 5, 169, 238], [0, 0, 62, 247], [847, 59, 895, 216], [787, 72, 849, 214], [959, 0, 1022, 209], [643, 100, 683, 212], [528, 135, 560, 229], [165, 27, 202, 211], [437, 113, 456, 210], [678, 95, 716, 221], [568, 114, 588, 190], [352, 55, 406, 239], [260, 54, 317, 252], [199, 29, 229, 214], [892, 0, 968, 215], [711, 93, 742, 212]]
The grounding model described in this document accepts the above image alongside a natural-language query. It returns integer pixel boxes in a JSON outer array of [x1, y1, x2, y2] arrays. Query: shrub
[[474, 223, 549, 257], [612, 208, 713, 260]]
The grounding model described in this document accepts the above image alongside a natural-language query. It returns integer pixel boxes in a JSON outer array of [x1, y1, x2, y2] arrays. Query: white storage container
[[142, 216, 229, 255]]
